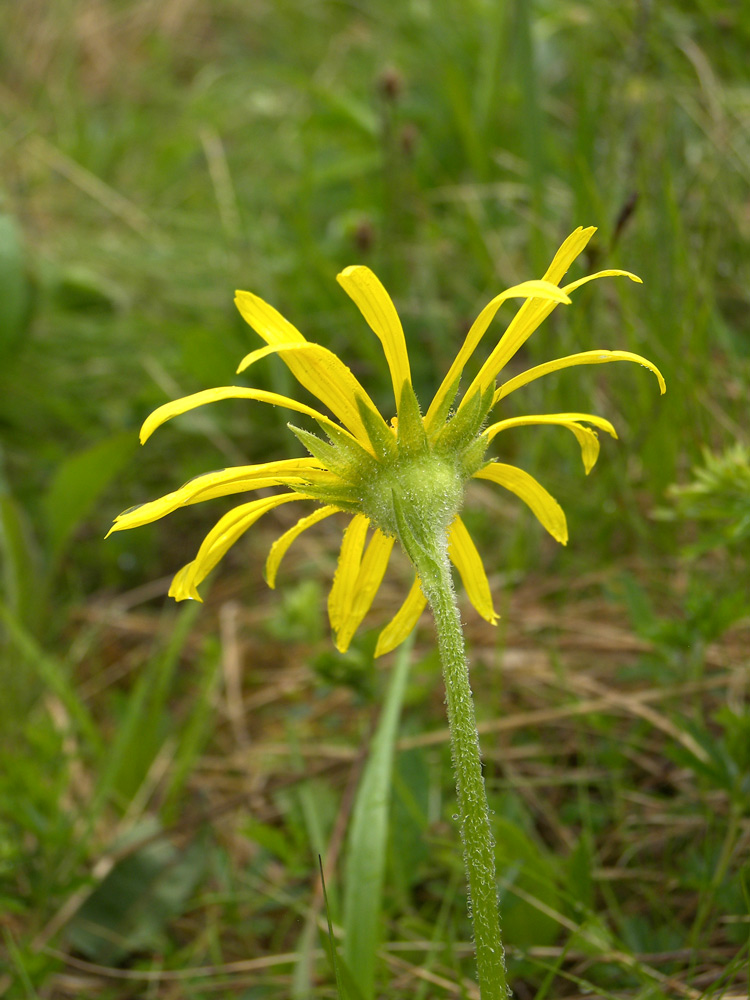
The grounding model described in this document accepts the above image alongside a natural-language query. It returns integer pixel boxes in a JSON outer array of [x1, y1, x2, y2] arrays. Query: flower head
[[109, 227, 664, 655]]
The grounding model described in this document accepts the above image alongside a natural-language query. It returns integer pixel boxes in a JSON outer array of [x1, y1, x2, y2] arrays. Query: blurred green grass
[[1, 1, 749, 997]]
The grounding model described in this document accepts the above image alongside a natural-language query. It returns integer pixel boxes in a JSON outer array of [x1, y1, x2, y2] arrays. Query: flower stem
[[418, 545, 508, 999]]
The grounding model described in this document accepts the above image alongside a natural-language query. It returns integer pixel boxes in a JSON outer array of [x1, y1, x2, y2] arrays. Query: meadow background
[[1, 1, 749, 997]]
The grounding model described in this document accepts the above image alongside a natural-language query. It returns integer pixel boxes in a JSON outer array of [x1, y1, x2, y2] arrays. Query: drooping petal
[[444, 228, 595, 414], [447, 517, 498, 624], [567, 424, 600, 475], [140, 386, 356, 445], [466, 248, 643, 398], [108, 458, 326, 534], [474, 462, 568, 544], [265, 505, 339, 588], [168, 492, 302, 602], [234, 339, 385, 446], [327, 513, 369, 632], [334, 529, 395, 653], [562, 269, 642, 295], [424, 280, 571, 432], [484, 413, 618, 475], [494, 350, 667, 403], [374, 574, 427, 658], [337, 266, 411, 411]]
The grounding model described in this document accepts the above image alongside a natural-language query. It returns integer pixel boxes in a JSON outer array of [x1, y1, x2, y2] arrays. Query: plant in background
[[110, 226, 664, 998], [664, 444, 750, 552]]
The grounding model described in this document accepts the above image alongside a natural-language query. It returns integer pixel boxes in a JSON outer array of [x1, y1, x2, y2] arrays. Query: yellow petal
[[168, 563, 199, 602], [168, 493, 302, 601], [265, 505, 339, 588], [543, 226, 597, 284], [561, 268, 642, 295], [424, 280, 571, 431], [234, 342, 297, 372], [337, 266, 411, 410], [234, 290, 386, 447], [494, 350, 666, 403], [334, 529, 395, 653], [234, 288, 306, 347], [374, 574, 427, 658], [108, 458, 325, 534], [484, 413, 618, 475], [140, 386, 355, 445], [474, 462, 568, 544], [235, 341, 382, 445], [327, 513, 369, 631], [464, 233, 645, 398], [447, 516, 498, 624]]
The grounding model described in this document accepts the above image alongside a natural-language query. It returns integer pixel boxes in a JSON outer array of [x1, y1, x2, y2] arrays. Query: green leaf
[[0, 214, 34, 359], [52, 264, 123, 313], [390, 749, 430, 894], [0, 491, 41, 625], [312, 85, 379, 137], [161, 639, 222, 824], [494, 816, 563, 949], [42, 431, 137, 562], [65, 819, 207, 965], [343, 637, 412, 1000], [0, 600, 99, 749], [92, 603, 199, 813]]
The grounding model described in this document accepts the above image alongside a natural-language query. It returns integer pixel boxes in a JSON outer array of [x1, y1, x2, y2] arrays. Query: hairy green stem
[[417, 544, 508, 999]]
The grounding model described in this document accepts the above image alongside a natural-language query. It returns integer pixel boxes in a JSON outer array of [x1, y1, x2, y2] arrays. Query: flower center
[[360, 451, 464, 541]]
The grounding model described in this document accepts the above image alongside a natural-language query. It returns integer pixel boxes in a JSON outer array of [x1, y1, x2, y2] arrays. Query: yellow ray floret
[[108, 458, 326, 534], [447, 517, 499, 624], [494, 350, 666, 403], [265, 505, 339, 588], [374, 575, 428, 658], [544, 226, 597, 283], [484, 413, 618, 475], [562, 268, 642, 296], [233, 339, 386, 447], [334, 529, 395, 653], [140, 386, 359, 446], [466, 271, 642, 402], [337, 265, 411, 411], [169, 493, 302, 602], [424, 279, 572, 431], [327, 514, 369, 632], [474, 463, 568, 545], [441, 226, 594, 419]]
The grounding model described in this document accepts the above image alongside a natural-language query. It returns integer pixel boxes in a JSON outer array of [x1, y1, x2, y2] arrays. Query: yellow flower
[[109, 226, 664, 656]]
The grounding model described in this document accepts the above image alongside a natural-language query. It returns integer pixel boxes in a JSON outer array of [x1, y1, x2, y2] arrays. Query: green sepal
[[390, 488, 441, 583], [396, 380, 429, 458], [460, 436, 490, 478], [289, 481, 363, 514], [355, 395, 397, 462], [434, 384, 494, 456], [426, 373, 461, 442], [316, 419, 379, 478], [288, 424, 347, 476]]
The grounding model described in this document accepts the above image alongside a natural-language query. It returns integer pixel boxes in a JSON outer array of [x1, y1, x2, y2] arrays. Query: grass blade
[[319, 856, 365, 1000], [343, 636, 413, 1000]]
